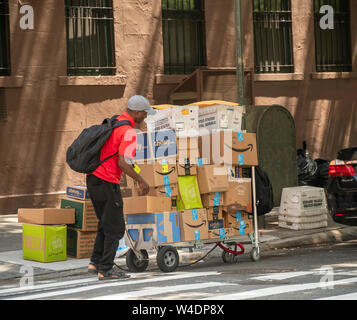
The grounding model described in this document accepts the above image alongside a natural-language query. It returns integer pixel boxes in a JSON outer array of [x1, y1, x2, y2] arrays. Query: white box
[[198, 104, 244, 132], [145, 108, 172, 132], [279, 212, 328, 224], [170, 105, 199, 138], [279, 186, 327, 214], [278, 220, 328, 230]]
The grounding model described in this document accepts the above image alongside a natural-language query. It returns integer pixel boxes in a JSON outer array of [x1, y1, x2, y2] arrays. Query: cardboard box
[[207, 219, 224, 231], [223, 210, 252, 228], [171, 105, 199, 138], [229, 220, 254, 236], [66, 186, 90, 200], [223, 178, 252, 212], [201, 192, 224, 207], [18, 208, 75, 225], [199, 130, 258, 166], [60, 198, 98, 231], [176, 136, 201, 165], [150, 129, 177, 160], [131, 181, 178, 198], [206, 206, 223, 221], [67, 228, 97, 259], [134, 161, 178, 187], [179, 209, 209, 241], [125, 212, 181, 244], [22, 224, 67, 262], [123, 196, 172, 214], [208, 227, 228, 240], [196, 164, 229, 194], [198, 104, 244, 132]]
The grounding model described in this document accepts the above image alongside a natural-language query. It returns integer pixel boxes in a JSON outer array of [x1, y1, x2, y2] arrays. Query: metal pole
[[234, 0, 245, 106]]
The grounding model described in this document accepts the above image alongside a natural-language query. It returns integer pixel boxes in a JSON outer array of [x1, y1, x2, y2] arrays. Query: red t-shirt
[[92, 112, 137, 184]]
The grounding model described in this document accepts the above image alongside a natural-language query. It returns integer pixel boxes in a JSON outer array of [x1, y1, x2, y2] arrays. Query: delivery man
[[87, 95, 154, 280]]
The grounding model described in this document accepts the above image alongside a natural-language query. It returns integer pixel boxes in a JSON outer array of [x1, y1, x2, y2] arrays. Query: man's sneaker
[[115, 245, 130, 258], [98, 269, 131, 281]]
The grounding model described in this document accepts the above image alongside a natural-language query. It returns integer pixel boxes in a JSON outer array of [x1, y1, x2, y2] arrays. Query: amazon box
[[223, 178, 252, 212], [199, 130, 258, 166], [60, 198, 98, 231], [133, 131, 153, 161], [18, 208, 75, 225], [177, 161, 197, 176], [125, 212, 181, 244], [67, 228, 97, 259], [223, 210, 252, 227], [179, 209, 209, 241], [208, 227, 229, 240], [130, 178, 178, 198], [196, 164, 229, 194], [206, 206, 224, 221], [176, 137, 200, 165], [201, 192, 224, 208], [66, 186, 90, 200], [150, 129, 177, 160], [123, 196, 172, 214], [134, 161, 178, 187]]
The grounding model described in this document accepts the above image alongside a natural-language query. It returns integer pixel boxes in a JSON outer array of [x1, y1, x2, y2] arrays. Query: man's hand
[[138, 179, 150, 196]]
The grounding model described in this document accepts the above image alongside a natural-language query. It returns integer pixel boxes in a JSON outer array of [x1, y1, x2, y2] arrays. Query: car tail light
[[328, 164, 357, 177], [334, 213, 349, 217]]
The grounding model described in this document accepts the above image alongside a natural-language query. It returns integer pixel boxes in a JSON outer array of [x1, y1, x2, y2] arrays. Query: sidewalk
[[0, 209, 356, 283]]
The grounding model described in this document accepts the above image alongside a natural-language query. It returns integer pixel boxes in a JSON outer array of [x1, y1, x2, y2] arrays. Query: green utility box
[[243, 105, 298, 206]]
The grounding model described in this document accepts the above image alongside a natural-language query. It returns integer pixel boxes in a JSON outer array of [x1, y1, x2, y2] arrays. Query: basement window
[[0, 0, 11, 76]]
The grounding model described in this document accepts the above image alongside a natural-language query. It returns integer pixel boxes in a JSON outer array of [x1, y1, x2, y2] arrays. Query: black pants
[[86, 174, 125, 273]]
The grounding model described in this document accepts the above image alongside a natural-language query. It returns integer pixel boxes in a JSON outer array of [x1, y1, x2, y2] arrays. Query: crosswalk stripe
[[6, 271, 219, 300], [251, 271, 315, 281], [316, 292, 357, 300], [202, 276, 357, 300], [90, 282, 235, 300]]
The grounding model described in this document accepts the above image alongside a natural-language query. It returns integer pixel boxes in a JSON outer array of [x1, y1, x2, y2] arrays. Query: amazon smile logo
[[225, 143, 254, 153], [155, 167, 176, 175], [185, 220, 206, 228]]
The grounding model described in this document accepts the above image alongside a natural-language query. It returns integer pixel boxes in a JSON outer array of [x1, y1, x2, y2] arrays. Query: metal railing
[[162, 0, 207, 75], [0, 0, 11, 76], [253, 0, 294, 73], [313, 0, 352, 72], [65, 0, 116, 76]]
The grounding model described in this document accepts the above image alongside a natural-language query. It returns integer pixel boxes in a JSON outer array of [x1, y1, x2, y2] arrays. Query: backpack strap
[[99, 120, 134, 165]]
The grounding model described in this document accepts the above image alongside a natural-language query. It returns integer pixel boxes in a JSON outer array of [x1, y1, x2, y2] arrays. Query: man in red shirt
[[86, 95, 154, 280]]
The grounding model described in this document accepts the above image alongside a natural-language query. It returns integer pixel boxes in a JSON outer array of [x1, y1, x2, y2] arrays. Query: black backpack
[[255, 166, 274, 216], [66, 115, 132, 174]]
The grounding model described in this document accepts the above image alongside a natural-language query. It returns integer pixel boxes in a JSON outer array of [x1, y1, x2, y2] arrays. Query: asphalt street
[[0, 239, 356, 301]]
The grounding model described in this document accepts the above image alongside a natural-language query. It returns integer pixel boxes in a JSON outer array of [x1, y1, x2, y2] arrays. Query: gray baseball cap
[[127, 95, 156, 115]]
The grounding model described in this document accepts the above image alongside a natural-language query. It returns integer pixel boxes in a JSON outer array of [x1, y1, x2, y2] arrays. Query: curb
[[259, 226, 357, 251]]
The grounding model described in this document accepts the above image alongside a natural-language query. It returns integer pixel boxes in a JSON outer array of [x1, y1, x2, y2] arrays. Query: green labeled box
[[60, 197, 98, 231], [22, 224, 67, 263]]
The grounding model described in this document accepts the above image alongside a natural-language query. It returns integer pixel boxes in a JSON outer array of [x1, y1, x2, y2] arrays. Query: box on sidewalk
[[18, 208, 75, 225], [179, 209, 209, 241], [67, 227, 97, 259], [125, 212, 181, 244], [223, 177, 252, 212], [223, 209, 254, 235], [199, 130, 258, 166], [22, 223, 67, 263], [66, 186, 90, 200], [196, 164, 229, 194], [201, 192, 224, 208], [60, 198, 98, 231], [123, 196, 172, 214]]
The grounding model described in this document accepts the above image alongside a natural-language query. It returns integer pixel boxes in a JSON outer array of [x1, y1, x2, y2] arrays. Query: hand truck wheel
[[156, 246, 179, 273], [126, 249, 149, 272]]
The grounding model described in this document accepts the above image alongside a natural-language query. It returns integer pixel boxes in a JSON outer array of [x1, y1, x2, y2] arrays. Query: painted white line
[[251, 271, 315, 281], [90, 282, 235, 300], [7, 271, 219, 300], [316, 292, 357, 300], [202, 277, 357, 300]]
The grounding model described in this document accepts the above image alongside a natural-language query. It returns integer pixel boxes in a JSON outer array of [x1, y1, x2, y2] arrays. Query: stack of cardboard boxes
[[124, 102, 258, 245], [60, 186, 98, 259], [18, 208, 75, 262]]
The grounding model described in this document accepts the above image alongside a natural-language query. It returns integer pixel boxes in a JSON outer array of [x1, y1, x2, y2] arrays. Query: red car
[[326, 147, 357, 226]]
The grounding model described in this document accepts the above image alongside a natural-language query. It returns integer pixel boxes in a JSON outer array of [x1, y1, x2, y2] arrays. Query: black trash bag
[[255, 166, 274, 216]]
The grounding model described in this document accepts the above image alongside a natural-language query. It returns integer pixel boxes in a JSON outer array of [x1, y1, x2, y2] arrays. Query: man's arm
[[118, 155, 149, 195]]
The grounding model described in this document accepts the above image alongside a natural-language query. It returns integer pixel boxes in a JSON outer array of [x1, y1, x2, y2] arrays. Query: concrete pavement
[[0, 209, 356, 284]]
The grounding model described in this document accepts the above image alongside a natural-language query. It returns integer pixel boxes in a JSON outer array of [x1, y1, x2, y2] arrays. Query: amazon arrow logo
[[225, 143, 254, 153], [185, 220, 207, 229], [155, 167, 176, 176]]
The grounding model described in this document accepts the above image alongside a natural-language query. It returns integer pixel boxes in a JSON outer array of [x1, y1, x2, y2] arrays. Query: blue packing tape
[[164, 184, 172, 197], [236, 210, 242, 221], [192, 209, 198, 220], [197, 158, 203, 167], [238, 154, 244, 165], [219, 228, 226, 239], [194, 230, 200, 240], [239, 220, 246, 235], [163, 175, 170, 186], [237, 132, 244, 142], [213, 192, 221, 206]]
